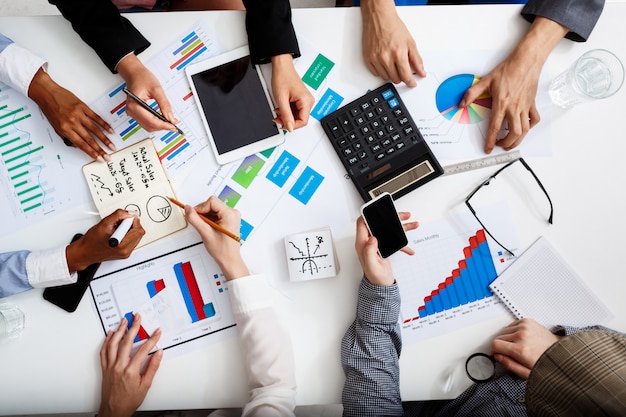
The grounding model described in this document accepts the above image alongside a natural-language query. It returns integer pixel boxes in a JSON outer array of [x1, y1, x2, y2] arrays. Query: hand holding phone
[[360, 192, 408, 258]]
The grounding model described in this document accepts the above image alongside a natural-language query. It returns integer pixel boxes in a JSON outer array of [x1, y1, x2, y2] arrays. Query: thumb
[[142, 349, 163, 387], [275, 94, 295, 132], [460, 78, 488, 108], [184, 205, 205, 231]]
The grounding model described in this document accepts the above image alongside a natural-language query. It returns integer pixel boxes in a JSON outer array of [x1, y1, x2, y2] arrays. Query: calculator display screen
[[369, 160, 435, 199]]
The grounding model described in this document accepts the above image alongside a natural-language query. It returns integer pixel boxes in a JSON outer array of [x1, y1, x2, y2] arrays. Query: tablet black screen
[[190, 55, 279, 155]]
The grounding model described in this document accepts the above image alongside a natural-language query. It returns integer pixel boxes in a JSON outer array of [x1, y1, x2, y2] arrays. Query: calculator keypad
[[323, 86, 421, 172]]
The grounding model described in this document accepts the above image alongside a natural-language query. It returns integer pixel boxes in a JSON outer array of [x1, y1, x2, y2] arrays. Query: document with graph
[[391, 200, 519, 344], [90, 234, 236, 358], [0, 81, 92, 236], [489, 236, 613, 329], [82, 138, 186, 247]]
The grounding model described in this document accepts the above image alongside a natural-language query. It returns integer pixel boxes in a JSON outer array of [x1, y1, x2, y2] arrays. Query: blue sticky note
[[289, 166, 324, 205], [266, 150, 300, 187], [312, 88, 344, 121]]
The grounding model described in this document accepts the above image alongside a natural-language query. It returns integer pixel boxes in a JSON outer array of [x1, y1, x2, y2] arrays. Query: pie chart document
[[397, 49, 552, 160]]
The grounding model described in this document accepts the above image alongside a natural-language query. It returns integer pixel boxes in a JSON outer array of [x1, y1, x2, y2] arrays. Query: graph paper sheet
[[489, 236, 613, 329]]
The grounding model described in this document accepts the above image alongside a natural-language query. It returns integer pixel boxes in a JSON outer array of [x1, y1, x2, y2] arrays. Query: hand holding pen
[[179, 196, 250, 281], [65, 210, 144, 273], [116, 55, 183, 134]]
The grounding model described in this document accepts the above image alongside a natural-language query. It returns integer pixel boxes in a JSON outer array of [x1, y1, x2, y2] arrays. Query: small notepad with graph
[[489, 236, 613, 329]]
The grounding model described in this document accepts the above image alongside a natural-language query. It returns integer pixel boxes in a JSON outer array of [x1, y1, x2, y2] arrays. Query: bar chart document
[[90, 21, 227, 177], [0, 82, 90, 236], [90, 240, 236, 356], [391, 201, 519, 344]]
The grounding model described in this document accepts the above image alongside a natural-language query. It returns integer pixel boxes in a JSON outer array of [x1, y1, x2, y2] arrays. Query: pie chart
[[435, 74, 492, 124]]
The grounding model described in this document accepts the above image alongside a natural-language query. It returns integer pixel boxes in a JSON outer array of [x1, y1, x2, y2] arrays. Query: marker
[[108, 217, 134, 247], [122, 87, 185, 136]]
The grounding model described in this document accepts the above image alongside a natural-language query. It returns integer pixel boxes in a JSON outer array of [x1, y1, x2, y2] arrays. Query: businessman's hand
[[116, 54, 179, 133], [360, 0, 425, 87], [271, 53, 314, 132], [355, 213, 418, 286], [98, 315, 162, 417], [491, 318, 560, 379], [28, 68, 116, 161], [65, 209, 144, 272], [185, 196, 249, 280]]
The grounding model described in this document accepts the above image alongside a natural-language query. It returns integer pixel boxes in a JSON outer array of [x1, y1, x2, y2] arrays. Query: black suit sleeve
[[242, 0, 300, 65], [48, 0, 150, 73]]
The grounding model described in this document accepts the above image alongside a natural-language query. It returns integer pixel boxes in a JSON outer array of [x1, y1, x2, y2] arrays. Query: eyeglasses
[[465, 158, 553, 256]]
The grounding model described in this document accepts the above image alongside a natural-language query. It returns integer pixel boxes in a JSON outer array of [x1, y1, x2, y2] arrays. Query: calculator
[[321, 83, 443, 201]]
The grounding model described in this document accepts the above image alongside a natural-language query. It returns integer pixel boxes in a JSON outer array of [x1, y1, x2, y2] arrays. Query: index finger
[[275, 95, 295, 133]]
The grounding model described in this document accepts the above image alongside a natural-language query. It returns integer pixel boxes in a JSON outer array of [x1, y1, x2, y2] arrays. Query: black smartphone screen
[[361, 193, 408, 258], [42, 233, 101, 312]]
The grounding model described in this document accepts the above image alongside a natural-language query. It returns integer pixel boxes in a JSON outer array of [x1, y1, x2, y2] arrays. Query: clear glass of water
[[549, 49, 625, 109], [0, 304, 25, 342]]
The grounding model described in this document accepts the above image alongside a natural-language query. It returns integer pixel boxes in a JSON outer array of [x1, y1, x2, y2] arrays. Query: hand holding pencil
[[173, 196, 250, 281]]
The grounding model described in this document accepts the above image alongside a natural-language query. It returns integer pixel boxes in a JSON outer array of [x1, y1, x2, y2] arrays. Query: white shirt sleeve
[[227, 274, 297, 417], [0, 42, 47, 97], [25, 246, 77, 288]]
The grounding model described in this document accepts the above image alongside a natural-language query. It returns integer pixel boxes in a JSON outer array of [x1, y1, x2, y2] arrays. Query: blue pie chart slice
[[435, 74, 492, 124]]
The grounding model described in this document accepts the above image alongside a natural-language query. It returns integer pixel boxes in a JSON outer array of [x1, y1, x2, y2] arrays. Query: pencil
[[123, 87, 185, 137], [168, 196, 242, 243]]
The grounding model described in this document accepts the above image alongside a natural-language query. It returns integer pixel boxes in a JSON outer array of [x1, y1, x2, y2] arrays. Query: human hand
[[459, 51, 541, 154], [116, 54, 178, 132], [360, 0, 425, 87], [27, 68, 116, 161], [98, 315, 163, 417], [184, 196, 249, 280], [65, 209, 144, 272], [271, 54, 314, 132], [460, 16, 568, 154], [355, 213, 418, 286], [491, 318, 560, 379]]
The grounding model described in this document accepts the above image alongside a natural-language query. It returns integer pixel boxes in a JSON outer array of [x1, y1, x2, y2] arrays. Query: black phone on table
[[360, 192, 408, 258], [42, 233, 101, 312]]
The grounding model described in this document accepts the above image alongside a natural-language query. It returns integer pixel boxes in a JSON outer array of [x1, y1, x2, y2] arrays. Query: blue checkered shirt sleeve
[[341, 277, 404, 417]]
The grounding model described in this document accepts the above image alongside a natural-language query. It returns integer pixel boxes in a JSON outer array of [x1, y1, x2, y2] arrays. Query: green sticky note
[[303, 54, 335, 90]]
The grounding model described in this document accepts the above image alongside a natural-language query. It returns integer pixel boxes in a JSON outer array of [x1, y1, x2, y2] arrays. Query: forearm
[[341, 278, 403, 417], [242, 0, 299, 64], [227, 274, 296, 417], [50, 0, 150, 72], [526, 329, 626, 416], [522, 0, 605, 42], [510, 16, 569, 76]]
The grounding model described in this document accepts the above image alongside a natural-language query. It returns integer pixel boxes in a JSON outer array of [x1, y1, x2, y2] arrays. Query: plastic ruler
[[442, 150, 521, 176]]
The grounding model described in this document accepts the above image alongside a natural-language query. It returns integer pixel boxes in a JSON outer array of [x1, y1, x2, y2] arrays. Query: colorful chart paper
[[435, 74, 492, 124]]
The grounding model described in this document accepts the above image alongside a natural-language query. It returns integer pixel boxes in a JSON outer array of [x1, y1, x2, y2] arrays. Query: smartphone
[[360, 192, 408, 258], [43, 233, 101, 312]]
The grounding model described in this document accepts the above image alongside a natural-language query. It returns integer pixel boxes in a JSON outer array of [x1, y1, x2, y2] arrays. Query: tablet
[[186, 46, 283, 164]]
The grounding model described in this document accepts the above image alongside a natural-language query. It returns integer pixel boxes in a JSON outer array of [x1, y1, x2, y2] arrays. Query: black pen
[[122, 87, 185, 136]]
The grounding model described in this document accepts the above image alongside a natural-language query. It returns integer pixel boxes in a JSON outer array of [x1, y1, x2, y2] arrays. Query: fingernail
[[286, 121, 294, 132], [108, 143, 117, 152], [96, 155, 105, 163], [103, 154, 112, 162]]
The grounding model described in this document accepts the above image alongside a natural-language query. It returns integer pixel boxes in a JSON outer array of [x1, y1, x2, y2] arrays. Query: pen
[[168, 196, 242, 243], [109, 217, 134, 247], [122, 87, 185, 136]]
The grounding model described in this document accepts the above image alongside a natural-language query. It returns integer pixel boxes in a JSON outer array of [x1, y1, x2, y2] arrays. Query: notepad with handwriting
[[489, 236, 613, 329], [83, 138, 186, 247]]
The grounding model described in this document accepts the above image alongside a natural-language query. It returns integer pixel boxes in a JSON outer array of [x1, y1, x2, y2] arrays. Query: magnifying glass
[[465, 353, 496, 383]]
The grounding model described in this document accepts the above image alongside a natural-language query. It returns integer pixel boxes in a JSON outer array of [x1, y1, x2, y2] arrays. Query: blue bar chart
[[90, 242, 236, 353], [415, 230, 497, 320], [390, 201, 518, 344]]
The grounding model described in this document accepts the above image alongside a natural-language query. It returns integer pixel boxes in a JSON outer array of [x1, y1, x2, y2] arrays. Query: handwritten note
[[83, 138, 186, 247], [284, 227, 339, 281]]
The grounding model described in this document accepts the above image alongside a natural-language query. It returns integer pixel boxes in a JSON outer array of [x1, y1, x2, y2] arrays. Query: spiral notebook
[[489, 236, 613, 329]]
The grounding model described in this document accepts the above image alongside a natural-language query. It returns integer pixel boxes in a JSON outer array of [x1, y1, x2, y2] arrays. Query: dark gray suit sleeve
[[521, 0, 605, 42]]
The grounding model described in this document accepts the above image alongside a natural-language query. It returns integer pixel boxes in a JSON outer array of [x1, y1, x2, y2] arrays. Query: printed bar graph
[[147, 278, 166, 298], [125, 312, 149, 343], [413, 229, 497, 321], [170, 31, 207, 71], [174, 261, 216, 322]]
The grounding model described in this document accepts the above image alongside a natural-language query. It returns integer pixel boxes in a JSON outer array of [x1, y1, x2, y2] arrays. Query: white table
[[1, 4, 625, 414]]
